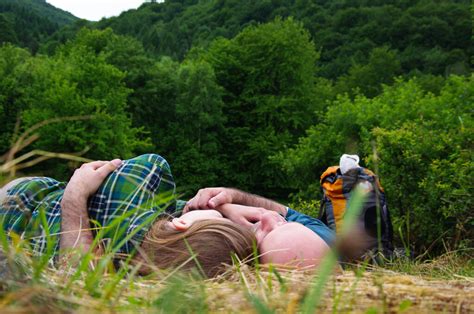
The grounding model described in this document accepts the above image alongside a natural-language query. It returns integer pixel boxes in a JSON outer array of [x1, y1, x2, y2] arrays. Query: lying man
[[0, 154, 334, 275], [184, 188, 334, 267]]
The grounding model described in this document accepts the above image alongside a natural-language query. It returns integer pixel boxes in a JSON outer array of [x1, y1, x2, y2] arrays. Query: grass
[[0, 248, 472, 313], [0, 116, 93, 180]]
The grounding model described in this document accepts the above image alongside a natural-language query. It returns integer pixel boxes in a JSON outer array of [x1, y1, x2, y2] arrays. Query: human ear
[[171, 218, 189, 231]]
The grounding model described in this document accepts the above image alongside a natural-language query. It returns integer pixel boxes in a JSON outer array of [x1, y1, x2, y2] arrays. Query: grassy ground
[[0, 249, 472, 314], [1, 151, 472, 313]]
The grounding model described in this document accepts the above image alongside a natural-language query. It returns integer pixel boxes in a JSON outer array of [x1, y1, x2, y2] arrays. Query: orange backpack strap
[[319, 166, 347, 233]]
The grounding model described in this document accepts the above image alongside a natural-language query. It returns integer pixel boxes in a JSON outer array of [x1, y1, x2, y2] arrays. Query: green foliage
[[56, 28, 159, 152], [0, 0, 77, 26], [0, 0, 77, 52], [0, 44, 31, 151], [164, 59, 227, 192], [85, 0, 473, 83], [23, 40, 144, 158], [128, 56, 180, 145], [199, 18, 321, 196], [335, 47, 401, 98], [5, 0, 473, 88], [288, 198, 320, 218], [0, 13, 18, 45], [0, 31, 149, 178], [279, 75, 473, 253]]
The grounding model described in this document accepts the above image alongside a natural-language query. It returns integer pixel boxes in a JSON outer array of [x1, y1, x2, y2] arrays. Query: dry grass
[[209, 264, 473, 313], [0, 116, 93, 181], [0, 256, 472, 314]]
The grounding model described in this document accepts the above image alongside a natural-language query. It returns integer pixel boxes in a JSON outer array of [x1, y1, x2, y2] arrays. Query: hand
[[217, 204, 267, 228], [64, 159, 122, 199], [184, 187, 235, 212]]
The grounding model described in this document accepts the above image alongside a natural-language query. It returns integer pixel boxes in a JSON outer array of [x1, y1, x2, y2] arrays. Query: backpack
[[318, 165, 394, 261]]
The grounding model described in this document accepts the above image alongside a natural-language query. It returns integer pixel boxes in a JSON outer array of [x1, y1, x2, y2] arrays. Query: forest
[[0, 0, 473, 312], [1, 0, 471, 256]]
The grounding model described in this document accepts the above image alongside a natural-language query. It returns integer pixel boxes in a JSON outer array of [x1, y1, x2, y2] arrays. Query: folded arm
[[186, 187, 287, 214], [60, 189, 93, 254], [59, 159, 122, 262], [185, 188, 288, 226]]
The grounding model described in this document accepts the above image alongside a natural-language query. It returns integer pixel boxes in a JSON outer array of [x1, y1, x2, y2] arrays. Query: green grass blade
[[301, 188, 366, 313]]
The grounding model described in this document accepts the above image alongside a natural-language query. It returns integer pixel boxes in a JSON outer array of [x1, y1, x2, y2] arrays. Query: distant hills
[[1, 0, 472, 78], [0, 0, 77, 51], [94, 0, 473, 78]]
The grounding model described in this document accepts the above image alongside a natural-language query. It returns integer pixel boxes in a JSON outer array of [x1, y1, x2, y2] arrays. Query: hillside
[[0, 0, 78, 52], [92, 0, 473, 79]]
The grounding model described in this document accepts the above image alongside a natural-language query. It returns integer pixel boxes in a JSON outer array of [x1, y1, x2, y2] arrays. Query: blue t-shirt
[[285, 208, 335, 246]]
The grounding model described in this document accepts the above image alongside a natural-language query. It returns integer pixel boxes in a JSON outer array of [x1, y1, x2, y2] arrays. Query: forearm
[[60, 193, 94, 254], [57, 159, 120, 266], [230, 189, 287, 216]]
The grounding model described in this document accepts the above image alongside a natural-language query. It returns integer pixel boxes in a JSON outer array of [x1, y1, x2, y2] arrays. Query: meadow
[[0, 237, 472, 313]]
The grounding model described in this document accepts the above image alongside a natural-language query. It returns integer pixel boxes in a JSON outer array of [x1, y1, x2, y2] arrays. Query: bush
[[279, 75, 473, 254]]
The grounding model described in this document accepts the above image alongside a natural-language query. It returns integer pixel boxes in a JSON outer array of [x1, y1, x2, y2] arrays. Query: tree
[[1, 31, 149, 178], [201, 18, 321, 195], [0, 44, 31, 152], [336, 47, 401, 98], [165, 60, 227, 193], [0, 14, 18, 45]]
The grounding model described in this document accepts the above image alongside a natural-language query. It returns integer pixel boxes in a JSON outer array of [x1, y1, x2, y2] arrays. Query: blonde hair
[[133, 219, 256, 277]]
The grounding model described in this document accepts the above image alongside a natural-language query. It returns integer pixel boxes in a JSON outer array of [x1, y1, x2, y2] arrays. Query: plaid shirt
[[0, 154, 184, 257]]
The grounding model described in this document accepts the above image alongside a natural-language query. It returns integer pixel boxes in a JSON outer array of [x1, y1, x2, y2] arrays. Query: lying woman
[[0, 154, 334, 276]]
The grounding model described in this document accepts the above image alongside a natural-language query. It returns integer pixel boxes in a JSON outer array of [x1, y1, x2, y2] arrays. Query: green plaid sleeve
[[1, 154, 179, 258], [1, 177, 65, 256], [88, 154, 178, 255]]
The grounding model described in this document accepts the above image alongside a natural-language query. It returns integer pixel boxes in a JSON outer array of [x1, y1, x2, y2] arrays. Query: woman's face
[[175, 209, 329, 267]]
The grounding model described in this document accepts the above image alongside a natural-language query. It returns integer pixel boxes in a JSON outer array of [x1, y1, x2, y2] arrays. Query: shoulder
[[286, 207, 335, 245]]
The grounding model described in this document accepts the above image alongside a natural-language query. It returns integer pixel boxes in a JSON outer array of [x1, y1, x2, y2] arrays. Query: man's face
[[173, 209, 329, 267], [253, 211, 329, 267]]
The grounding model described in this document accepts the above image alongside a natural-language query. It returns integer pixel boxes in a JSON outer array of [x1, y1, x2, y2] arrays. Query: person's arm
[[231, 189, 287, 216], [185, 187, 287, 216], [60, 188, 94, 255], [59, 160, 122, 261]]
